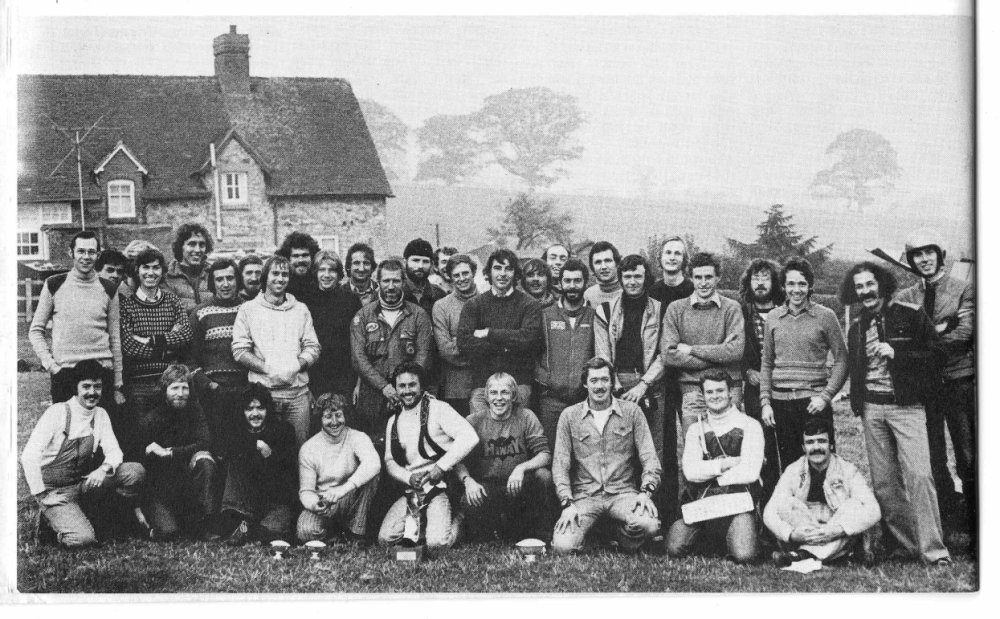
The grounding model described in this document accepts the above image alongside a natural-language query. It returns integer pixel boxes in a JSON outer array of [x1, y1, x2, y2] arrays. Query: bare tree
[[486, 192, 575, 251]]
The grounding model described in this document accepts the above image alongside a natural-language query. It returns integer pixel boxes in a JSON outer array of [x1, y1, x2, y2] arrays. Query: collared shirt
[[689, 291, 722, 308], [552, 397, 661, 502], [776, 299, 817, 318]]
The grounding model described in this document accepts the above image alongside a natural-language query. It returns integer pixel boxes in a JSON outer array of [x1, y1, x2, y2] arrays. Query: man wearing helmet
[[896, 229, 975, 544]]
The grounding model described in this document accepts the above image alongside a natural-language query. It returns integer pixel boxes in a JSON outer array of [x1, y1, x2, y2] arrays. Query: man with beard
[[232, 255, 320, 447], [276, 231, 321, 303], [583, 241, 622, 308], [162, 223, 213, 313], [462, 372, 554, 542], [351, 259, 434, 445], [535, 258, 596, 452], [840, 262, 950, 565], [737, 259, 784, 499], [432, 254, 481, 416], [297, 393, 381, 545], [542, 243, 570, 295], [403, 238, 448, 315], [189, 258, 247, 456], [551, 357, 661, 554], [521, 258, 557, 309], [342, 242, 379, 305], [219, 382, 298, 546], [303, 250, 362, 400], [378, 362, 479, 550], [895, 229, 975, 539], [458, 248, 543, 417], [429, 246, 459, 294], [237, 254, 264, 301], [666, 372, 763, 564], [137, 364, 219, 540], [764, 417, 881, 566], [21, 360, 146, 548], [760, 257, 848, 478]]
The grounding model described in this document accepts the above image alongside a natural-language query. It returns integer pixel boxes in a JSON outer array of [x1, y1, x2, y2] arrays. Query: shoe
[[226, 520, 250, 547], [932, 557, 953, 567], [343, 531, 373, 548], [771, 550, 793, 568]]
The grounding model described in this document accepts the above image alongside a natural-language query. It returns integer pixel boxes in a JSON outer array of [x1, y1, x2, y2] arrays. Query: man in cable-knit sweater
[[29, 230, 124, 411], [457, 248, 543, 417], [661, 252, 745, 437]]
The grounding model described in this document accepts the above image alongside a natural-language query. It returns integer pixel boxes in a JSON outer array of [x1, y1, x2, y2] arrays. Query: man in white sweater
[[232, 255, 320, 446], [667, 371, 763, 563]]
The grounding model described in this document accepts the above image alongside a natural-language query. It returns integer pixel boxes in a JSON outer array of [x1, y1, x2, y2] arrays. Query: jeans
[[272, 386, 313, 447], [742, 382, 781, 503], [38, 462, 145, 548], [537, 394, 574, 455], [666, 512, 758, 564], [296, 477, 379, 541], [863, 402, 949, 562], [143, 451, 218, 539], [469, 384, 532, 418], [771, 397, 835, 474], [222, 459, 294, 542], [378, 490, 459, 549], [662, 379, 683, 523], [679, 382, 744, 437], [772, 500, 859, 561], [551, 491, 661, 555], [462, 469, 556, 542], [122, 376, 162, 460], [924, 377, 976, 533]]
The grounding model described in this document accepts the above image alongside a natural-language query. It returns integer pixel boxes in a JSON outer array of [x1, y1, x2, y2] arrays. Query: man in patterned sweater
[[188, 258, 246, 456]]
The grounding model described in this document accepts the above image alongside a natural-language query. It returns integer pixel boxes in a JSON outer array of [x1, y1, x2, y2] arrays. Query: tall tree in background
[[724, 204, 833, 288], [358, 99, 409, 181], [486, 192, 575, 251], [415, 87, 584, 187], [810, 128, 902, 212]]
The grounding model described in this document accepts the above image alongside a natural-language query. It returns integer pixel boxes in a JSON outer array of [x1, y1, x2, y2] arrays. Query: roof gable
[[94, 140, 149, 175], [197, 128, 272, 179]]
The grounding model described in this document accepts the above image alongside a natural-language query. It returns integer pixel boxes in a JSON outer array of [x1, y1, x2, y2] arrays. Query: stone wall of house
[[207, 139, 275, 252], [273, 196, 388, 258]]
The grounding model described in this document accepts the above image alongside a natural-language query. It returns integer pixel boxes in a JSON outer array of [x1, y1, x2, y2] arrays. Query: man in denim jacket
[[763, 417, 880, 565]]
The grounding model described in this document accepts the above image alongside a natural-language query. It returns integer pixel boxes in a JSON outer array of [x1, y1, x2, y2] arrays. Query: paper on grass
[[781, 558, 824, 574]]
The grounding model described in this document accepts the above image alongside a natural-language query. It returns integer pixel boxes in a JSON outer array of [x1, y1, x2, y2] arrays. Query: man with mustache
[[21, 360, 146, 548], [458, 248, 543, 417], [162, 223, 213, 313], [764, 417, 881, 566], [759, 257, 848, 486], [737, 258, 784, 499], [342, 242, 379, 306], [351, 259, 434, 446], [276, 231, 321, 304], [895, 230, 976, 541], [535, 258, 596, 452], [551, 357, 661, 554], [237, 254, 264, 301], [402, 238, 448, 315], [840, 262, 951, 565]]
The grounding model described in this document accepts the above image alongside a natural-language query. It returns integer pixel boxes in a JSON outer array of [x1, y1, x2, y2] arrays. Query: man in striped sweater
[[29, 230, 124, 412], [759, 257, 848, 473]]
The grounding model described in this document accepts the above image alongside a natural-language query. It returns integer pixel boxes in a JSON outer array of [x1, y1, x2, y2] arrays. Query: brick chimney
[[213, 25, 250, 94]]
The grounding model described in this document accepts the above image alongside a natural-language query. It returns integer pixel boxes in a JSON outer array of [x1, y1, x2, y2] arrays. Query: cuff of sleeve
[[819, 392, 833, 403]]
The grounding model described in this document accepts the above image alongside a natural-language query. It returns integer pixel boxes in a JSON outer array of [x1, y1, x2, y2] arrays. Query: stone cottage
[[17, 26, 393, 265]]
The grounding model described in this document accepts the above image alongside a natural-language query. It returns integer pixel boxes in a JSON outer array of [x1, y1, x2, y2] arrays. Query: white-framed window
[[317, 236, 340, 255], [222, 172, 248, 204], [40, 202, 71, 224], [17, 231, 42, 258], [107, 180, 136, 218]]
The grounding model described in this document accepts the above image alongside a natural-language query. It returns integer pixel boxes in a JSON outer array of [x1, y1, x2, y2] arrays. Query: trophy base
[[392, 544, 426, 562]]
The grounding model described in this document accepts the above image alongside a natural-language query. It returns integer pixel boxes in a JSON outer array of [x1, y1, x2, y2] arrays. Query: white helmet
[[903, 228, 945, 273]]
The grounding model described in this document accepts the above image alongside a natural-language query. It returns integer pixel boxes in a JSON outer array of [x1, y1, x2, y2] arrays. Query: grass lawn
[[12, 370, 978, 594]]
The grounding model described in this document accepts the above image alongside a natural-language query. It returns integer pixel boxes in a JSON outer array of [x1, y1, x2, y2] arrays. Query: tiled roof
[[18, 74, 392, 203]]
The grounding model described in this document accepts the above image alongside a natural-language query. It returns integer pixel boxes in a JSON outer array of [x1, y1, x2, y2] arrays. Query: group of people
[[21, 222, 974, 569]]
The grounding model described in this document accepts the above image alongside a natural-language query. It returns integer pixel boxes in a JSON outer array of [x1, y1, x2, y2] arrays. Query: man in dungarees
[[21, 360, 146, 548]]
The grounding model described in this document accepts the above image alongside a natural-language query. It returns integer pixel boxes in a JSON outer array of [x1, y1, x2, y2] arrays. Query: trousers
[[297, 477, 380, 541], [666, 511, 758, 564], [551, 491, 661, 554], [38, 462, 145, 548]]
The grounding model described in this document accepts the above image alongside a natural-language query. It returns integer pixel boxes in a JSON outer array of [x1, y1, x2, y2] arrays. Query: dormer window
[[223, 172, 247, 205], [107, 180, 136, 218]]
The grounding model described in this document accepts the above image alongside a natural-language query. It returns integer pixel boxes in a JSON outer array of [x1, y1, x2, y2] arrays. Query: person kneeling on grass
[[297, 393, 381, 545], [137, 364, 219, 541], [21, 360, 146, 548], [378, 361, 479, 550], [551, 357, 661, 555], [763, 417, 881, 566], [667, 371, 764, 564], [460, 372, 555, 542], [219, 382, 299, 546]]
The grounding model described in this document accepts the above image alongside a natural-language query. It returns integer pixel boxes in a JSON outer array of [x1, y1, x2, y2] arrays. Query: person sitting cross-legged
[[763, 417, 881, 566], [460, 372, 555, 542], [219, 383, 299, 546], [551, 357, 661, 554], [297, 393, 381, 545], [667, 371, 764, 564]]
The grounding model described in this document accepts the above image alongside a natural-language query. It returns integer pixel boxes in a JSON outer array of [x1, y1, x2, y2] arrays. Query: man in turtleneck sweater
[[350, 258, 434, 447], [457, 249, 543, 417], [30, 230, 123, 412], [583, 241, 623, 308], [432, 254, 481, 417]]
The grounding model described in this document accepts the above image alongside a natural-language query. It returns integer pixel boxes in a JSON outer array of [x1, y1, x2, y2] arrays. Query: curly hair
[[838, 261, 898, 305], [276, 231, 319, 259], [391, 361, 427, 390], [158, 364, 191, 393], [237, 382, 275, 415], [346, 242, 376, 271], [781, 256, 815, 292], [738, 258, 784, 307], [171, 223, 213, 262]]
